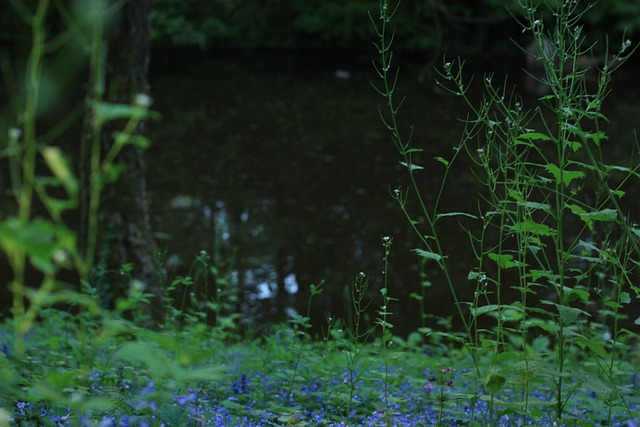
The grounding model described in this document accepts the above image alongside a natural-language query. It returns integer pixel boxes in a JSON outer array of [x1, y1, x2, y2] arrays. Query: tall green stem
[[12, 0, 50, 357], [373, 0, 479, 375], [83, 6, 105, 279]]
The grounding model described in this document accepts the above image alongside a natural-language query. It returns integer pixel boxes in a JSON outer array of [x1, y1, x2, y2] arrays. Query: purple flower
[[176, 392, 198, 405], [141, 381, 156, 395], [231, 373, 251, 394]]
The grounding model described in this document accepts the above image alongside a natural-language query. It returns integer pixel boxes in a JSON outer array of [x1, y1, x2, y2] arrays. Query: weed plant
[[0, 0, 639, 426], [372, 0, 639, 425]]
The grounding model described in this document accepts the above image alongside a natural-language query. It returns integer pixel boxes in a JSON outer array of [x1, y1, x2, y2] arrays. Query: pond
[[146, 48, 640, 337]]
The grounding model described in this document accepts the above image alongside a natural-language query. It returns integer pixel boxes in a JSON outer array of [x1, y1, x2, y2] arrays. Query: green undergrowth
[[0, 301, 637, 426]]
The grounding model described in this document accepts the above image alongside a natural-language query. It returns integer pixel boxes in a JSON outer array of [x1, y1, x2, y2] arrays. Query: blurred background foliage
[[146, 0, 640, 55], [1, 0, 639, 56]]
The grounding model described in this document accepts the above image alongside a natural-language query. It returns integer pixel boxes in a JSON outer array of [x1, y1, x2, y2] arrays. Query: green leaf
[[489, 253, 512, 266], [509, 190, 523, 202], [580, 208, 617, 222], [467, 271, 484, 281], [93, 101, 146, 125], [174, 366, 225, 382], [609, 189, 625, 198], [620, 292, 631, 304], [510, 370, 535, 385], [525, 318, 557, 333], [515, 132, 553, 141], [480, 338, 498, 348], [567, 288, 590, 303], [545, 163, 562, 182], [436, 212, 479, 220], [485, 372, 507, 394], [434, 156, 449, 167], [519, 201, 551, 213], [565, 140, 582, 152], [567, 205, 617, 230], [589, 131, 607, 146], [117, 341, 171, 378], [510, 219, 555, 236], [29, 383, 114, 411], [556, 304, 587, 325], [502, 307, 524, 322], [575, 371, 612, 395], [561, 122, 584, 137], [41, 146, 78, 196], [528, 269, 559, 283], [545, 163, 585, 185], [575, 336, 608, 358], [221, 399, 250, 413], [114, 132, 151, 149], [471, 304, 500, 317], [430, 331, 467, 343], [289, 314, 311, 329], [605, 300, 623, 310], [496, 351, 522, 363], [399, 161, 424, 171], [606, 165, 640, 179], [412, 248, 442, 262], [488, 253, 526, 269], [567, 160, 598, 172], [0, 218, 76, 273]]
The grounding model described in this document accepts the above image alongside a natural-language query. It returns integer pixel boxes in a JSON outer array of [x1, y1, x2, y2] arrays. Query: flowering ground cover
[[1, 309, 637, 427]]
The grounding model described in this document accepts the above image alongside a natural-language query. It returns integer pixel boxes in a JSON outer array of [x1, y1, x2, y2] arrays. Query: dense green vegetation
[[1, 0, 639, 426], [148, 0, 640, 54], [2, 0, 640, 54]]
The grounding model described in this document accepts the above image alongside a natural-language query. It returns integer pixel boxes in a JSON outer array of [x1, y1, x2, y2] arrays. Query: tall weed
[[372, 0, 639, 423], [0, 0, 157, 355]]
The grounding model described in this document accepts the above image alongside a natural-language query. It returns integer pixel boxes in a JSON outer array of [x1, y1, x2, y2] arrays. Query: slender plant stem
[[83, 2, 105, 278], [373, 0, 480, 378], [12, 0, 50, 357]]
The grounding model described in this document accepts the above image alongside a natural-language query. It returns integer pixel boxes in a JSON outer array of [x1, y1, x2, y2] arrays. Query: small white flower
[[131, 280, 146, 293], [134, 93, 152, 107], [52, 250, 69, 266], [8, 127, 21, 139]]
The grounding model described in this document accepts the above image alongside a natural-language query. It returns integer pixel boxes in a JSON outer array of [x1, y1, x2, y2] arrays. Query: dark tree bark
[[87, 0, 164, 324]]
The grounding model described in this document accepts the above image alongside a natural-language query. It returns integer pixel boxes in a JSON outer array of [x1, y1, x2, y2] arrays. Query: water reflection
[[147, 50, 640, 336]]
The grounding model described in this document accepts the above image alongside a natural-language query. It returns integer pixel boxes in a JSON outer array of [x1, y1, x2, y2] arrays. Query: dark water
[[146, 49, 640, 336]]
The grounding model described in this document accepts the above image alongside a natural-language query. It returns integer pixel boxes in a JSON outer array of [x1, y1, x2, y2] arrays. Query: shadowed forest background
[[2, 0, 640, 336]]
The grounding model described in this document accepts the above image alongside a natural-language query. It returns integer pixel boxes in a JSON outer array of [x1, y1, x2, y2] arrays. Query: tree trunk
[[86, 0, 164, 324]]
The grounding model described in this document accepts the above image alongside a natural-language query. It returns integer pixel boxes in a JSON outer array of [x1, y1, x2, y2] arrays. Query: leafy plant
[[322, 272, 376, 424], [286, 281, 324, 400], [372, 0, 639, 424], [0, 0, 157, 356]]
